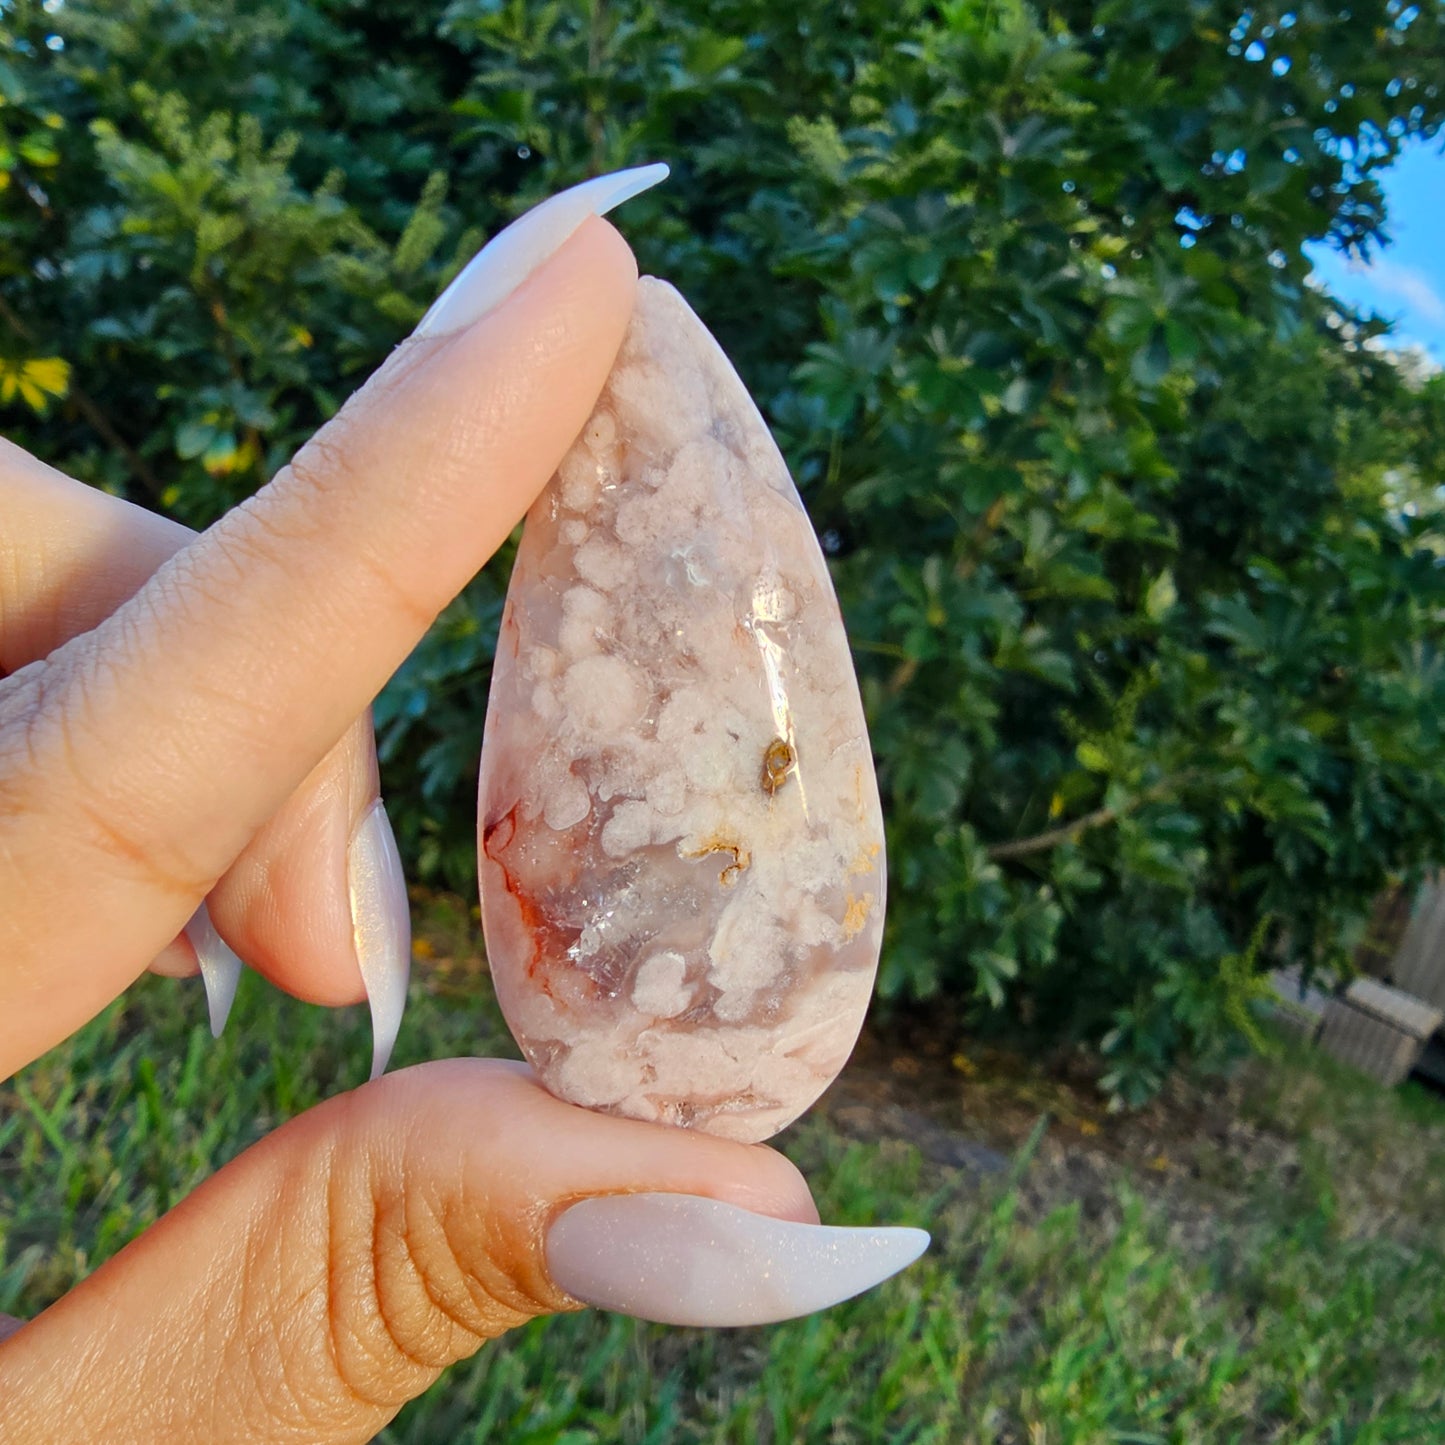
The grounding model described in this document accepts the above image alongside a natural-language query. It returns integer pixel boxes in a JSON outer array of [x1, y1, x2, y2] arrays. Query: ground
[[3, 890, 1444, 1443]]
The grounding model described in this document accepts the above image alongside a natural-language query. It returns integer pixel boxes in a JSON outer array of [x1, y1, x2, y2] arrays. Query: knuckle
[[159, 525, 256, 617], [267, 442, 345, 534], [279, 429, 356, 519]]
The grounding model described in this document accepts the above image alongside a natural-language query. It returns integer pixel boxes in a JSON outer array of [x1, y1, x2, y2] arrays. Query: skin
[[0, 219, 817, 1442]]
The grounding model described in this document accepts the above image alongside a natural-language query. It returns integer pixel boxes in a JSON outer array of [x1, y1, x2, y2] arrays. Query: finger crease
[[369, 1187, 450, 1375], [400, 1197, 486, 1347]]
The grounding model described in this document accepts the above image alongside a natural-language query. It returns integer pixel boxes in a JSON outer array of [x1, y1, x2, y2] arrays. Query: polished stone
[[479, 279, 885, 1142]]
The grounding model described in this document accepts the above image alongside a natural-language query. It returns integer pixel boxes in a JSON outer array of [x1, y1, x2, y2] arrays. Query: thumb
[[0, 1062, 926, 1444]]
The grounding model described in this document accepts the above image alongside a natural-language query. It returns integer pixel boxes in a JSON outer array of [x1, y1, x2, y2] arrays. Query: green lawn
[[4, 893, 1445, 1443]]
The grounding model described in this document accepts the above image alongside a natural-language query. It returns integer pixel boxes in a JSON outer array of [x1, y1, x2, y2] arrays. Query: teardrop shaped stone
[[478, 278, 885, 1143]]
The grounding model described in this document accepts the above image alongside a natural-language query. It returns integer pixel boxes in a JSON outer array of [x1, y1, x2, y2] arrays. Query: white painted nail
[[184, 902, 243, 1039], [546, 1194, 930, 1328], [347, 800, 411, 1081], [413, 162, 670, 338]]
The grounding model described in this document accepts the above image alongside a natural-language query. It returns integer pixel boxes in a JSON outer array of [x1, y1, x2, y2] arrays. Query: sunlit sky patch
[[1305, 140, 1445, 367]]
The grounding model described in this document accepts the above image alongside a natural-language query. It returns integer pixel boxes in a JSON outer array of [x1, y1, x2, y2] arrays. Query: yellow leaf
[[17, 376, 47, 410], [1145, 568, 1177, 620], [412, 938, 436, 960], [1049, 792, 1064, 819], [23, 356, 70, 398], [0, 371, 17, 403]]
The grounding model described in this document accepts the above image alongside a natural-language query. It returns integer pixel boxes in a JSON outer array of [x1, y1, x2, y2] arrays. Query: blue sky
[[1304, 139, 1445, 367]]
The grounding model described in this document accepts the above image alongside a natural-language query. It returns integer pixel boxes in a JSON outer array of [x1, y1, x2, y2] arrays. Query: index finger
[[0, 214, 638, 1075]]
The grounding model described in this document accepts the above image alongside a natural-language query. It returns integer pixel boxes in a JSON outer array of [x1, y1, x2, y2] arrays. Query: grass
[[4, 891, 1445, 1443]]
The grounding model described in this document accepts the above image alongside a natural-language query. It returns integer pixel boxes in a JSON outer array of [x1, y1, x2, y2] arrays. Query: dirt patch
[[813, 1020, 1445, 1260]]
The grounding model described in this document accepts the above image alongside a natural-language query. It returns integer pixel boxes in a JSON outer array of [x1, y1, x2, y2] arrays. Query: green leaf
[[1144, 569, 1177, 620], [174, 420, 217, 460]]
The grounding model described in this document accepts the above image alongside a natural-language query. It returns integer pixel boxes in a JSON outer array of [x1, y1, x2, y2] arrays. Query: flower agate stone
[[478, 278, 885, 1143]]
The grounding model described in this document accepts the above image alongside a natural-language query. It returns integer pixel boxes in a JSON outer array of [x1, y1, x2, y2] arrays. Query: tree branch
[[986, 774, 1191, 862]]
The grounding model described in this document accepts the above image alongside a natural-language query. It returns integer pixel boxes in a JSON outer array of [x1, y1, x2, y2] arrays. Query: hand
[[0, 171, 924, 1443]]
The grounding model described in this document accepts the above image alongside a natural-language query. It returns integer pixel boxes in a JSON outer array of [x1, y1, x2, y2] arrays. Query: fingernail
[[184, 902, 243, 1038], [413, 162, 670, 338], [347, 800, 411, 1081], [545, 1194, 930, 1328]]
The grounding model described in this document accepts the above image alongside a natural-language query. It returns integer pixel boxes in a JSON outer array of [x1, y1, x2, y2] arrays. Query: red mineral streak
[[482, 806, 562, 984]]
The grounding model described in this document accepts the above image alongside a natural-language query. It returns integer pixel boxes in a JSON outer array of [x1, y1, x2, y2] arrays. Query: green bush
[[4, 0, 1444, 1100]]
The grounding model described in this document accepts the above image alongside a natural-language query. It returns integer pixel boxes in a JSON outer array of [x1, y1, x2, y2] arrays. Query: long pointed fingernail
[[413, 162, 669, 338], [347, 800, 411, 1081], [184, 902, 243, 1038], [546, 1194, 930, 1328]]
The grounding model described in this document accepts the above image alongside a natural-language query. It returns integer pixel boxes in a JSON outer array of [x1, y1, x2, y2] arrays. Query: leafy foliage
[[4, 0, 1445, 1097]]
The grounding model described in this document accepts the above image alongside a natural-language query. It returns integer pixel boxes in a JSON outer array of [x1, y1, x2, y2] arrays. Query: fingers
[[0, 1063, 929, 1444], [0, 217, 639, 1075], [0, 446, 378, 1013], [0, 441, 191, 671], [203, 712, 378, 1007], [203, 711, 411, 1076]]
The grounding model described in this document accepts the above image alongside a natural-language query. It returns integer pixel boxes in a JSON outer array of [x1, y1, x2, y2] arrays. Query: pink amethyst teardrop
[[478, 278, 885, 1143]]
